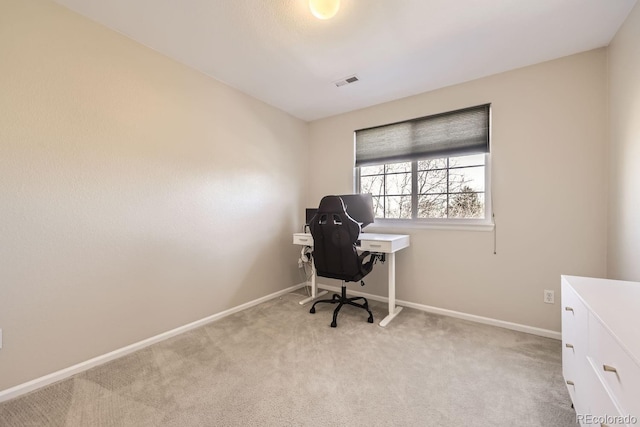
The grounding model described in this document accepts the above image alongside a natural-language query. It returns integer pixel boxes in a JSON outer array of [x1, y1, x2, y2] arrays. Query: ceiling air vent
[[334, 75, 359, 87]]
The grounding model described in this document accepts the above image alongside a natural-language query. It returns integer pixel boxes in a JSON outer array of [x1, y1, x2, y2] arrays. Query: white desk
[[293, 232, 410, 327]]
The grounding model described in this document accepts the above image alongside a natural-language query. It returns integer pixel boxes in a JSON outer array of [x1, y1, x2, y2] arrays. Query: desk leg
[[298, 260, 327, 305], [379, 252, 403, 327]]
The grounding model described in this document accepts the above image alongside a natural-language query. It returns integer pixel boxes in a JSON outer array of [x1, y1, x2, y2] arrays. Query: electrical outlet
[[544, 290, 555, 304]]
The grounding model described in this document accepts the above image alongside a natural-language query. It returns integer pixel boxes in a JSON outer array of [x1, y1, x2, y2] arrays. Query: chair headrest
[[317, 195, 346, 213]]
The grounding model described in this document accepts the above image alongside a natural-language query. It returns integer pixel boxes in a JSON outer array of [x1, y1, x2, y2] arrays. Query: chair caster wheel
[[330, 321, 337, 328], [310, 307, 315, 314], [367, 316, 374, 323]]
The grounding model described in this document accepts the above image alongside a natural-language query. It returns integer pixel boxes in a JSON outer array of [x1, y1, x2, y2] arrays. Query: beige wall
[[0, 0, 308, 391], [607, 2, 640, 281], [309, 49, 609, 332]]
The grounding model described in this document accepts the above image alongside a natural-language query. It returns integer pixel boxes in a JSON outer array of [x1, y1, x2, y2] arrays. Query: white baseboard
[[0, 283, 306, 404], [316, 283, 561, 340]]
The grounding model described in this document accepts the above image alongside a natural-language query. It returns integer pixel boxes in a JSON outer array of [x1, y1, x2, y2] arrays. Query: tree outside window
[[358, 154, 486, 220]]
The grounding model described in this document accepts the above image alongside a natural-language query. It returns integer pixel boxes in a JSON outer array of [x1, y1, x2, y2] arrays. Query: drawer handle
[[299, 238, 309, 242], [369, 244, 382, 248], [564, 307, 574, 312], [565, 344, 574, 349], [603, 365, 617, 374], [566, 380, 574, 386]]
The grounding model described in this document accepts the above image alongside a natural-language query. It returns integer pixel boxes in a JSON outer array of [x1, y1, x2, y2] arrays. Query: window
[[355, 105, 490, 223]]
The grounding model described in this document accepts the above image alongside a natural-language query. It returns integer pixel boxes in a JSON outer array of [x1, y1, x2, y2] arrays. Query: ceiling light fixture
[[309, 0, 340, 20]]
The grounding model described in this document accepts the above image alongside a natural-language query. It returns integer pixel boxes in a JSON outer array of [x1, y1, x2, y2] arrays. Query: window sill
[[364, 219, 495, 232]]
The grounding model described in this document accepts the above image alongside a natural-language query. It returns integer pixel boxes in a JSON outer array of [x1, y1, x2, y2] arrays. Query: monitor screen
[[339, 193, 375, 229], [305, 208, 318, 225]]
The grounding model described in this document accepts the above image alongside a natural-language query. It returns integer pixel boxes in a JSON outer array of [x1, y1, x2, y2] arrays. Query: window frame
[[355, 153, 493, 230]]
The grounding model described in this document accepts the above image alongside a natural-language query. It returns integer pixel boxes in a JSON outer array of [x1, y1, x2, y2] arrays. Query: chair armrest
[[358, 251, 375, 276]]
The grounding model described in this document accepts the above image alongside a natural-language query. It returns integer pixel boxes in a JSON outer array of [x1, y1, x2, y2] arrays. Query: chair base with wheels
[[309, 283, 373, 327]]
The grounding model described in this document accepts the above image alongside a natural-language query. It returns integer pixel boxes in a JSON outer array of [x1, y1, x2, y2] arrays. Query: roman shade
[[355, 104, 490, 167]]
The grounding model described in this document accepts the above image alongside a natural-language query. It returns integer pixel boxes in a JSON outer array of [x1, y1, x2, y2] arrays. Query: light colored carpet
[[0, 289, 577, 426]]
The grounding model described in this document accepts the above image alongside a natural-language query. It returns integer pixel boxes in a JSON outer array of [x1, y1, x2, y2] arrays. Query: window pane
[[418, 158, 447, 170], [449, 166, 485, 192], [360, 175, 384, 196], [418, 194, 447, 218], [385, 162, 411, 173], [372, 196, 384, 218], [385, 196, 412, 219], [356, 154, 488, 222], [417, 169, 447, 194], [385, 172, 411, 195], [360, 165, 384, 176], [450, 154, 485, 168], [448, 193, 485, 218]]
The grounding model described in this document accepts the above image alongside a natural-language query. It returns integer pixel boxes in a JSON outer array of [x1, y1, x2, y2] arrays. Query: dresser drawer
[[588, 313, 640, 419], [562, 342, 581, 384], [583, 358, 626, 426], [563, 343, 578, 390], [562, 281, 588, 341]]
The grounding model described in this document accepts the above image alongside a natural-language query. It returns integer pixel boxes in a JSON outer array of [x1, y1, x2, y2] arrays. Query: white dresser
[[561, 275, 640, 426]]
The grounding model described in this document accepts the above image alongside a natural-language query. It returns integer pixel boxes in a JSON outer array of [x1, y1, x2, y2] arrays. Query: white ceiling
[[53, 0, 637, 121]]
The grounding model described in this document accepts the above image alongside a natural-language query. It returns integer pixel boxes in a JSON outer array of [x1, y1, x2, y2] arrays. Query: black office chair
[[308, 195, 378, 327]]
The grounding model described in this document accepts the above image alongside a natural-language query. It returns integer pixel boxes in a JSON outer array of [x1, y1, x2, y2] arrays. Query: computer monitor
[[305, 208, 318, 225], [305, 194, 375, 230], [338, 193, 375, 230]]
